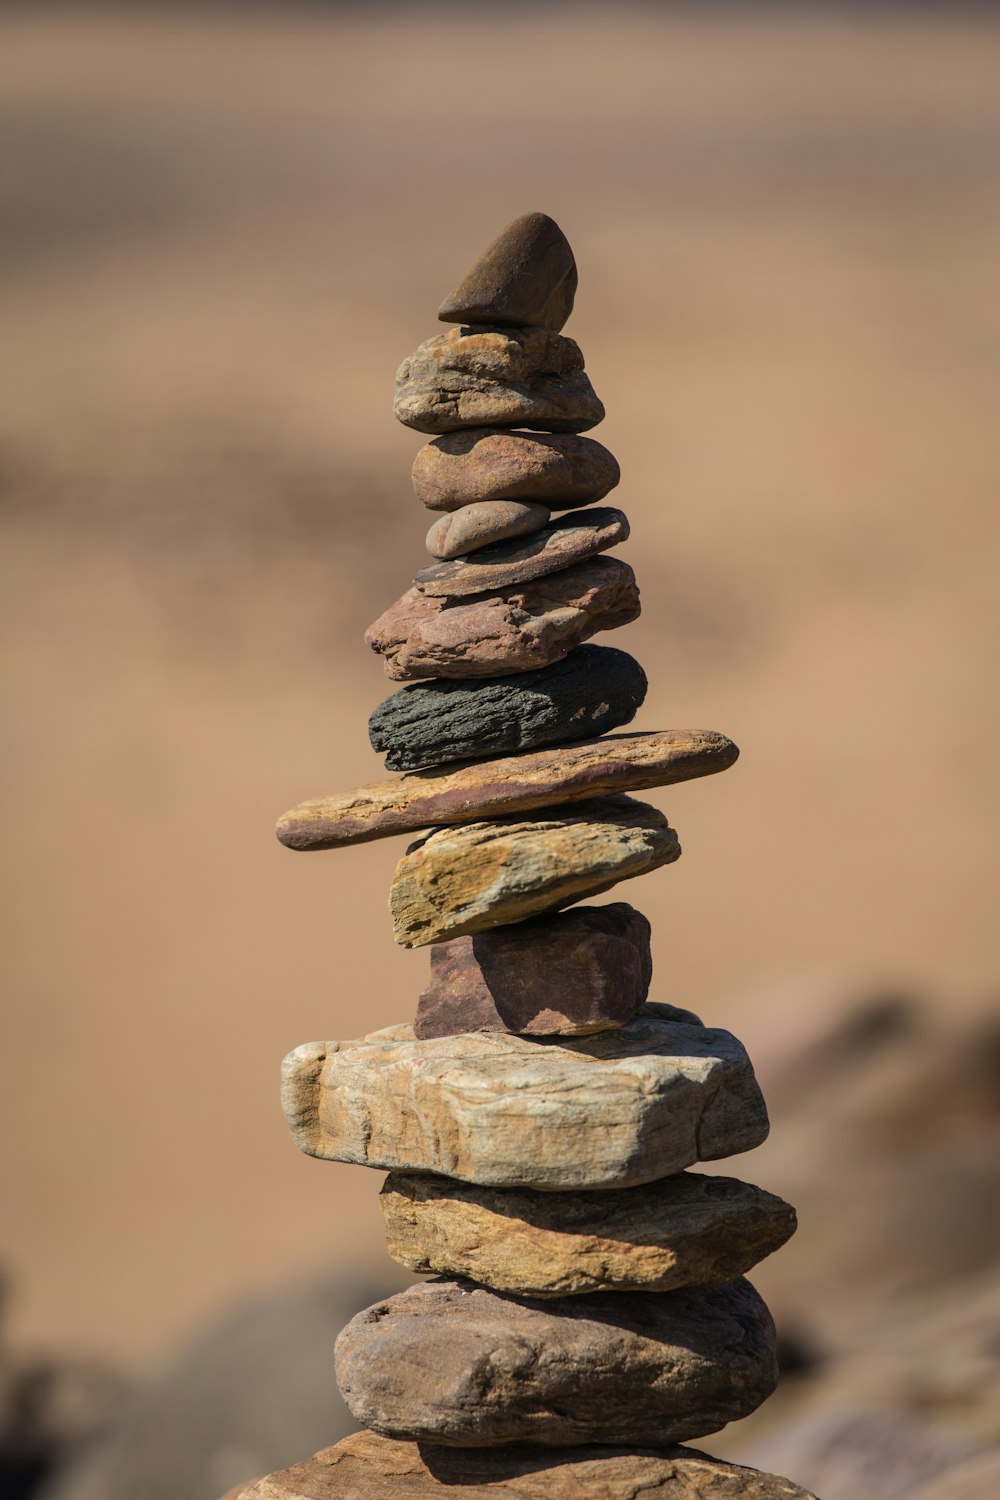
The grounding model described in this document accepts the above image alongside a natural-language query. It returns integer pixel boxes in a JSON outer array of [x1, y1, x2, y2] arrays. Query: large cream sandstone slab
[[280, 1005, 769, 1190], [236, 1430, 818, 1499], [334, 1278, 778, 1447], [275, 730, 737, 851], [389, 796, 679, 947], [379, 1170, 797, 1296]]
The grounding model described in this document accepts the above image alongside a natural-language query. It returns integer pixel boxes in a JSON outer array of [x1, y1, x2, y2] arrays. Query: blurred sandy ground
[[1, 0, 998, 1409]]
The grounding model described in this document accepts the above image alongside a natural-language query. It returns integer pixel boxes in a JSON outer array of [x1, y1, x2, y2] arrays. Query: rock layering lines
[[334, 1278, 779, 1448], [414, 902, 652, 1039], [438, 212, 578, 333], [366, 557, 640, 682], [380, 1171, 797, 1297], [414, 506, 628, 597], [280, 1007, 770, 1190], [394, 326, 604, 435], [369, 644, 647, 772], [389, 796, 679, 947], [413, 429, 620, 512], [275, 730, 738, 851], [258, 213, 807, 1500], [237, 1431, 819, 1500]]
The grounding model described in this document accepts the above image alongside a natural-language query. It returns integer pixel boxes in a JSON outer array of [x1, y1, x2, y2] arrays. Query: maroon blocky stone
[[414, 902, 652, 1039]]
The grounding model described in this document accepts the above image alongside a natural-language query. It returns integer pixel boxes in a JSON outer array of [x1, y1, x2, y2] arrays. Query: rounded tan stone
[[379, 1170, 797, 1296], [239, 1430, 819, 1499], [280, 1004, 770, 1190], [393, 326, 604, 435], [334, 1278, 779, 1447], [426, 500, 550, 559], [412, 429, 620, 512], [389, 795, 680, 947]]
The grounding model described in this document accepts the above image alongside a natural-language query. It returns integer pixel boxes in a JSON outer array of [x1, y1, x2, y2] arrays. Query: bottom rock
[[235, 1429, 818, 1497], [334, 1279, 778, 1447]]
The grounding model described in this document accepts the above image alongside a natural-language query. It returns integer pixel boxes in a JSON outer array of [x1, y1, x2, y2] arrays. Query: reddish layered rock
[[414, 506, 628, 597], [366, 557, 639, 681]]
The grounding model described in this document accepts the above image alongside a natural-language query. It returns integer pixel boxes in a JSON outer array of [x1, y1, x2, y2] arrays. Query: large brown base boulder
[[235, 1430, 818, 1498]]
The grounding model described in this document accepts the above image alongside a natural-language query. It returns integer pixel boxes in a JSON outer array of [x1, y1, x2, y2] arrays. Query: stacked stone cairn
[[229, 216, 816, 1500]]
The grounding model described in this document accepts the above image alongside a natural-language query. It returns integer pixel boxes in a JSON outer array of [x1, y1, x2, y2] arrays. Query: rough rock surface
[[393, 326, 603, 435], [437, 211, 578, 332], [413, 428, 620, 512], [426, 500, 550, 559], [414, 902, 652, 1039], [365, 558, 639, 681], [334, 1278, 779, 1448], [414, 506, 628, 597], [368, 644, 647, 772], [238, 1430, 818, 1499], [280, 1004, 770, 1189], [389, 796, 679, 946], [276, 730, 738, 850], [380, 1170, 796, 1296]]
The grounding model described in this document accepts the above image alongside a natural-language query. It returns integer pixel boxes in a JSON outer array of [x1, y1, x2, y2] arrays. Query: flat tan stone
[[275, 730, 738, 851], [239, 1430, 818, 1499], [389, 796, 680, 947], [366, 557, 639, 682], [334, 1278, 778, 1447], [380, 1170, 797, 1296], [394, 326, 603, 435], [280, 1004, 770, 1190], [413, 429, 619, 512]]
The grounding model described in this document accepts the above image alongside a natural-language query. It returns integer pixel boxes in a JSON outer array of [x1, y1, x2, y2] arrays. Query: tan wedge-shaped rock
[[389, 796, 679, 947], [275, 729, 737, 851], [235, 1430, 819, 1500]]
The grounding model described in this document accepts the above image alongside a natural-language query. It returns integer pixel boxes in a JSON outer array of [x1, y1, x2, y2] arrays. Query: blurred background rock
[[1, 3, 997, 1498]]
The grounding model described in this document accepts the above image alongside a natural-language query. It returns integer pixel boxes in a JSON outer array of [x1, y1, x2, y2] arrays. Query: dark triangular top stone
[[438, 212, 577, 333]]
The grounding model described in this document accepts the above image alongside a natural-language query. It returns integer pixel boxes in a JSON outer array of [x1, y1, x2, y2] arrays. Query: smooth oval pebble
[[389, 795, 679, 947], [334, 1278, 779, 1448], [368, 644, 647, 772], [415, 506, 628, 598], [426, 500, 550, 559], [412, 429, 620, 511], [380, 1170, 797, 1296], [237, 1429, 820, 1500]]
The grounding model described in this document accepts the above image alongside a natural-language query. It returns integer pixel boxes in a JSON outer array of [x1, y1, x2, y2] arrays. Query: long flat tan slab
[[275, 729, 737, 851]]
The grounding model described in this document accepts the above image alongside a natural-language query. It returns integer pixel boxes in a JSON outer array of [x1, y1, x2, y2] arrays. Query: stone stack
[[233, 215, 816, 1499]]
